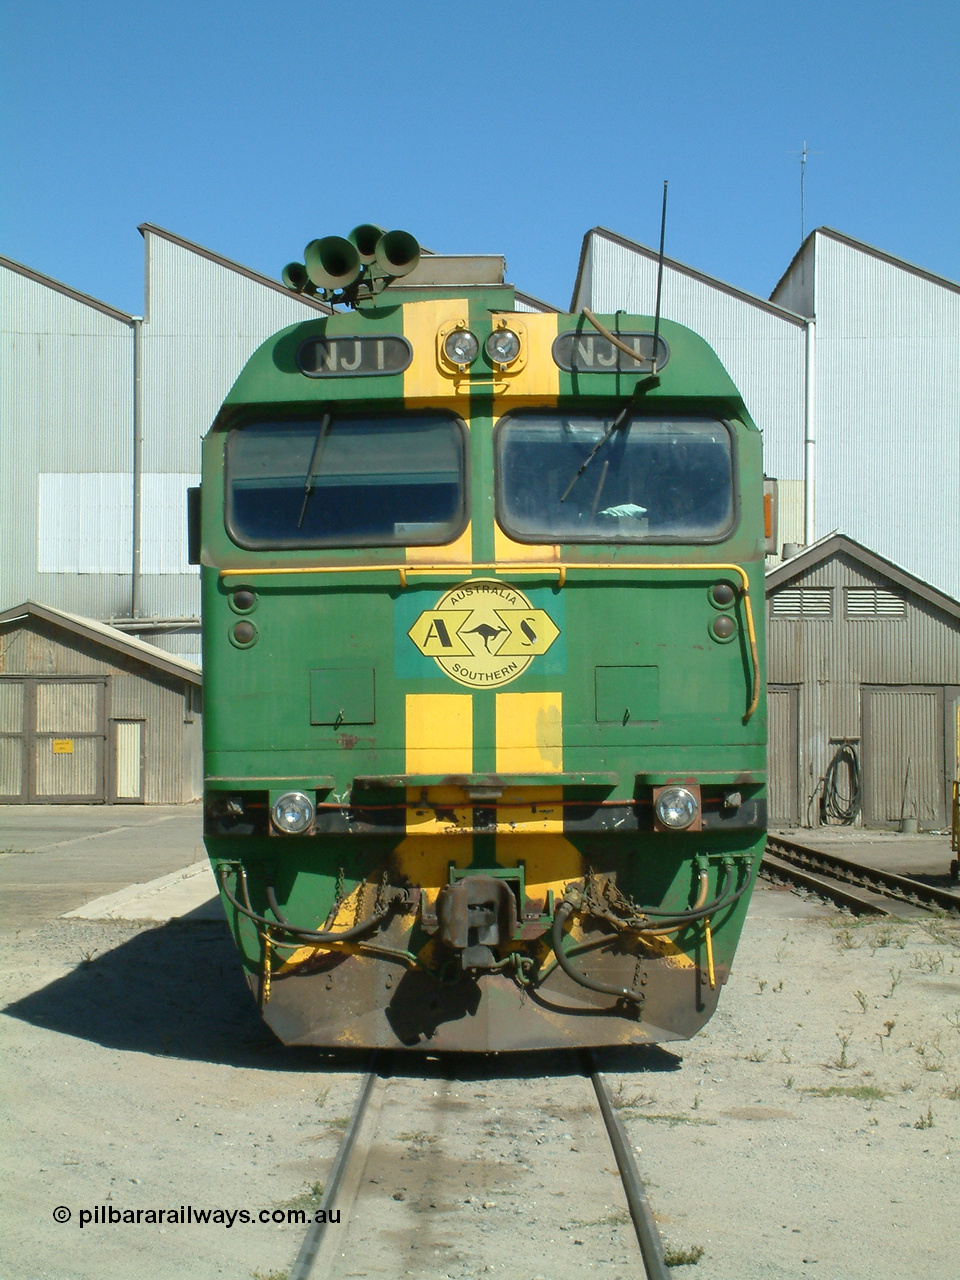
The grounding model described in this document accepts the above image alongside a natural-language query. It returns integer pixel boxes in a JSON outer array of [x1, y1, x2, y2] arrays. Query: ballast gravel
[[1, 883, 958, 1280]]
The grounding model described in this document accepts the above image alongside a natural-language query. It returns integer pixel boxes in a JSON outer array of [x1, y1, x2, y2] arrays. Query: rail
[[288, 1052, 672, 1280], [762, 834, 960, 916], [218, 559, 760, 722]]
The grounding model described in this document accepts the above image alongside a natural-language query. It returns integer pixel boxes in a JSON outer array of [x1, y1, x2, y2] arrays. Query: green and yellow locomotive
[[197, 226, 767, 1052]]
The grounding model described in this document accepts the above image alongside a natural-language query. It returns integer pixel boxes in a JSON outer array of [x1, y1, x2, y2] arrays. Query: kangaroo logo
[[407, 579, 560, 688]]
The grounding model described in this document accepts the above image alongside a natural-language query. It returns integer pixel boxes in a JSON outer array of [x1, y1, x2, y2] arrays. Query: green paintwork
[[200, 286, 767, 1050]]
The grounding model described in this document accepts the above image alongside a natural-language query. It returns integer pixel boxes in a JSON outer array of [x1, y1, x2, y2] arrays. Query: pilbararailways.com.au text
[[51, 1205, 340, 1229]]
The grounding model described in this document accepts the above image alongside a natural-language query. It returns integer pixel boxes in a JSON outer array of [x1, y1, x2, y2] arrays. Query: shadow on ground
[[4, 908, 682, 1079]]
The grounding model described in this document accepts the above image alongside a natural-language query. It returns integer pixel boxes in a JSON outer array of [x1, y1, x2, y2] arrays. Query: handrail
[[218, 560, 760, 722]]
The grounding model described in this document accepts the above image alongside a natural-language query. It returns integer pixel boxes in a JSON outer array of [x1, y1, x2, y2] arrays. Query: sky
[[2, 1, 958, 315]]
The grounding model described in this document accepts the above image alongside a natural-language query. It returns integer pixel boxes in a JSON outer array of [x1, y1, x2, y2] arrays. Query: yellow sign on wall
[[52, 739, 74, 754]]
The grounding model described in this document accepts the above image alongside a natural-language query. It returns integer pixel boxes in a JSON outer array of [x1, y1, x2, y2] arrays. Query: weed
[[79, 949, 98, 965], [314, 1087, 330, 1108], [773, 979, 783, 993], [664, 1244, 706, 1267], [853, 990, 868, 1014], [744, 1047, 769, 1062], [826, 1032, 856, 1071], [914, 1107, 935, 1130], [800, 1084, 889, 1101], [941, 1084, 960, 1100], [252, 1271, 288, 1280], [780, 1046, 794, 1064], [756, 978, 767, 995], [872, 926, 896, 950], [784, 1075, 795, 1089], [912, 951, 945, 974], [944, 1009, 960, 1031], [834, 928, 861, 951], [621, 1111, 717, 1127], [692, 1093, 701, 1110], [884, 968, 903, 998], [274, 1181, 324, 1212], [615, 1091, 656, 1110]]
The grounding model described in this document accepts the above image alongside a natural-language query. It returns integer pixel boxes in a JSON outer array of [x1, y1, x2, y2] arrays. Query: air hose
[[820, 742, 862, 825], [217, 865, 401, 943], [550, 896, 642, 1002]]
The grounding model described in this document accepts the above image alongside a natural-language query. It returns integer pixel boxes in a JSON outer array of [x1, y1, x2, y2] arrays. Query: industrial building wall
[[136, 229, 327, 658], [767, 552, 960, 828], [0, 261, 134, 620], [574, 231, 809, 549], [814, 235, 960, 599]]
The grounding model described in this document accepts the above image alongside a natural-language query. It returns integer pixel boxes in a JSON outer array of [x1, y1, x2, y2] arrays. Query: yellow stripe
[[402, 297, 469, 401], [402, 298, 473, 564], [405, 693, 472, 774], [495, 691, 562, 773], [491, 311, 560, 402]]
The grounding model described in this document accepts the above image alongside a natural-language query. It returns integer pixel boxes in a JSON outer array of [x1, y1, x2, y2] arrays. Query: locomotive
[[195, 225, 767, 1051]]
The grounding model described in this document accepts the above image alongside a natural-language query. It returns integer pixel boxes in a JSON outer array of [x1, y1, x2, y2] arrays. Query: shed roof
[[0, 602, 202, 685], [571, 226, 808, 327], [0, 253, 134, 324], [771, 227, 960, 303], [138, 223, 333, 315], [766, 532, 960, 622]]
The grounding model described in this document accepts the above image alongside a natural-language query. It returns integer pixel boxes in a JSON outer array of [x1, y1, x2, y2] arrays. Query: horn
[[282, 261, 310, 292], [303, 236, 363, 291], [348, 224, 387, 264], [373, 229, 421, 279]]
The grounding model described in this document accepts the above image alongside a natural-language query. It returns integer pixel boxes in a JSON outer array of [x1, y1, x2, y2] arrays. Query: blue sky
[[3, 1, 958, 314]]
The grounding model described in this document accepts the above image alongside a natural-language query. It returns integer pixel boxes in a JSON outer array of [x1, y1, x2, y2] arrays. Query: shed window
[[771, 587, 833, 618], [845, 587, 906, 618]]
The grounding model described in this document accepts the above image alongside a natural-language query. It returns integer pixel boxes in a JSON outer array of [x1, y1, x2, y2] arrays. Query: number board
[[296, 335, 413, 378], [551, 331, 668, 373]]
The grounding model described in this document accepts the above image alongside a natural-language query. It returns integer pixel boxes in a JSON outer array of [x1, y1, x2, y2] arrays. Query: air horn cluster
[[282, 225, 420, 305]]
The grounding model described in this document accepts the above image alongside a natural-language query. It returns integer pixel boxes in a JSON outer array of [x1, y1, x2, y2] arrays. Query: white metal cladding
[[807, 233, 960, 598], [770, 238, 815, 317], [0, 261, 133, 618], [767, 552, 960, 825], [136, 230, 325, 622], [574, 233, 807, 485]]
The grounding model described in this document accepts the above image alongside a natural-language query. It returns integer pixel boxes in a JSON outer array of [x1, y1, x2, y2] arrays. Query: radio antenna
[[651, 180, 668, 371]]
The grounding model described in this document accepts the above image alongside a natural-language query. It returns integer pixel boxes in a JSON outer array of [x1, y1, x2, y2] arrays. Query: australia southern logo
[[408, 579, 560, 688]]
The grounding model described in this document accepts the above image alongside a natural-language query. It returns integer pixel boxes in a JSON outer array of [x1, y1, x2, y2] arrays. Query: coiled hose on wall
[[819, 741, 862, 825]]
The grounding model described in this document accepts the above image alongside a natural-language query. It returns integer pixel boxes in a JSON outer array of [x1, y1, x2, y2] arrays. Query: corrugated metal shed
[[0, 256, 134, 621], [571, 228, 809, 551], [0, 601, 201, 804], [136, 226, 331, 651], [766, 533, 960, 830], [771, 229, 960, 598]]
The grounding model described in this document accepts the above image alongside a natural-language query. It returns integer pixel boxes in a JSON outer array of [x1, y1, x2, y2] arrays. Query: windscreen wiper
[[559, 400, 632, 503], [297, 411, 332, 528], [560, 308, 661, 503]]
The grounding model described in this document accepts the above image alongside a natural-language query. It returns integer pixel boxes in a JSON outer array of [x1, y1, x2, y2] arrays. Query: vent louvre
[[771, 587, 833, 618], [845, 587, 906, 618]]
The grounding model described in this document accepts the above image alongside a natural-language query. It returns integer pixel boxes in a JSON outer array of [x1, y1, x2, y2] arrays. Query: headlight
[[654, 785, 699, 831], [443, 328, 479, 367], [485, 327, 521, 366], [271, 791, 315, 835]]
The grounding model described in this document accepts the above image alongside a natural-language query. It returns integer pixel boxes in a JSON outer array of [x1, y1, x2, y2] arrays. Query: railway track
[[287, 1052, 670, 1280], [761, 834, 960, 917]]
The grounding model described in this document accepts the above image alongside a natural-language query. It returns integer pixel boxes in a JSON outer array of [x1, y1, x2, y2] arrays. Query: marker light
[[654, 786, 699, 831], [443, 328, 479, 367], [485, 327, 521, 366], [271, 791, 315, 835]]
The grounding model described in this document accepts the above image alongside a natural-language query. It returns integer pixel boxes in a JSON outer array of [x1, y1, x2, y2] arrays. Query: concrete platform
[[0, 804, 204, 929], [62, 859, 222, 921]]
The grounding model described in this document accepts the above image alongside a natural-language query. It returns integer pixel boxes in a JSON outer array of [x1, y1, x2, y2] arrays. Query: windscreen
[[226, 411, 467, 548], [497, 412, 735, 543]]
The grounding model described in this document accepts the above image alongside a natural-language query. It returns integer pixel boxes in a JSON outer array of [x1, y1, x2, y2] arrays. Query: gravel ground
[[1, 879, 958, 1280]]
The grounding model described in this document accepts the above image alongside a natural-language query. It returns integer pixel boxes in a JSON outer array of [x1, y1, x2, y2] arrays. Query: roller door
[[0, 678, 106, 803], [862, 686, 944, 829], [768, 685, 800, 827]]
